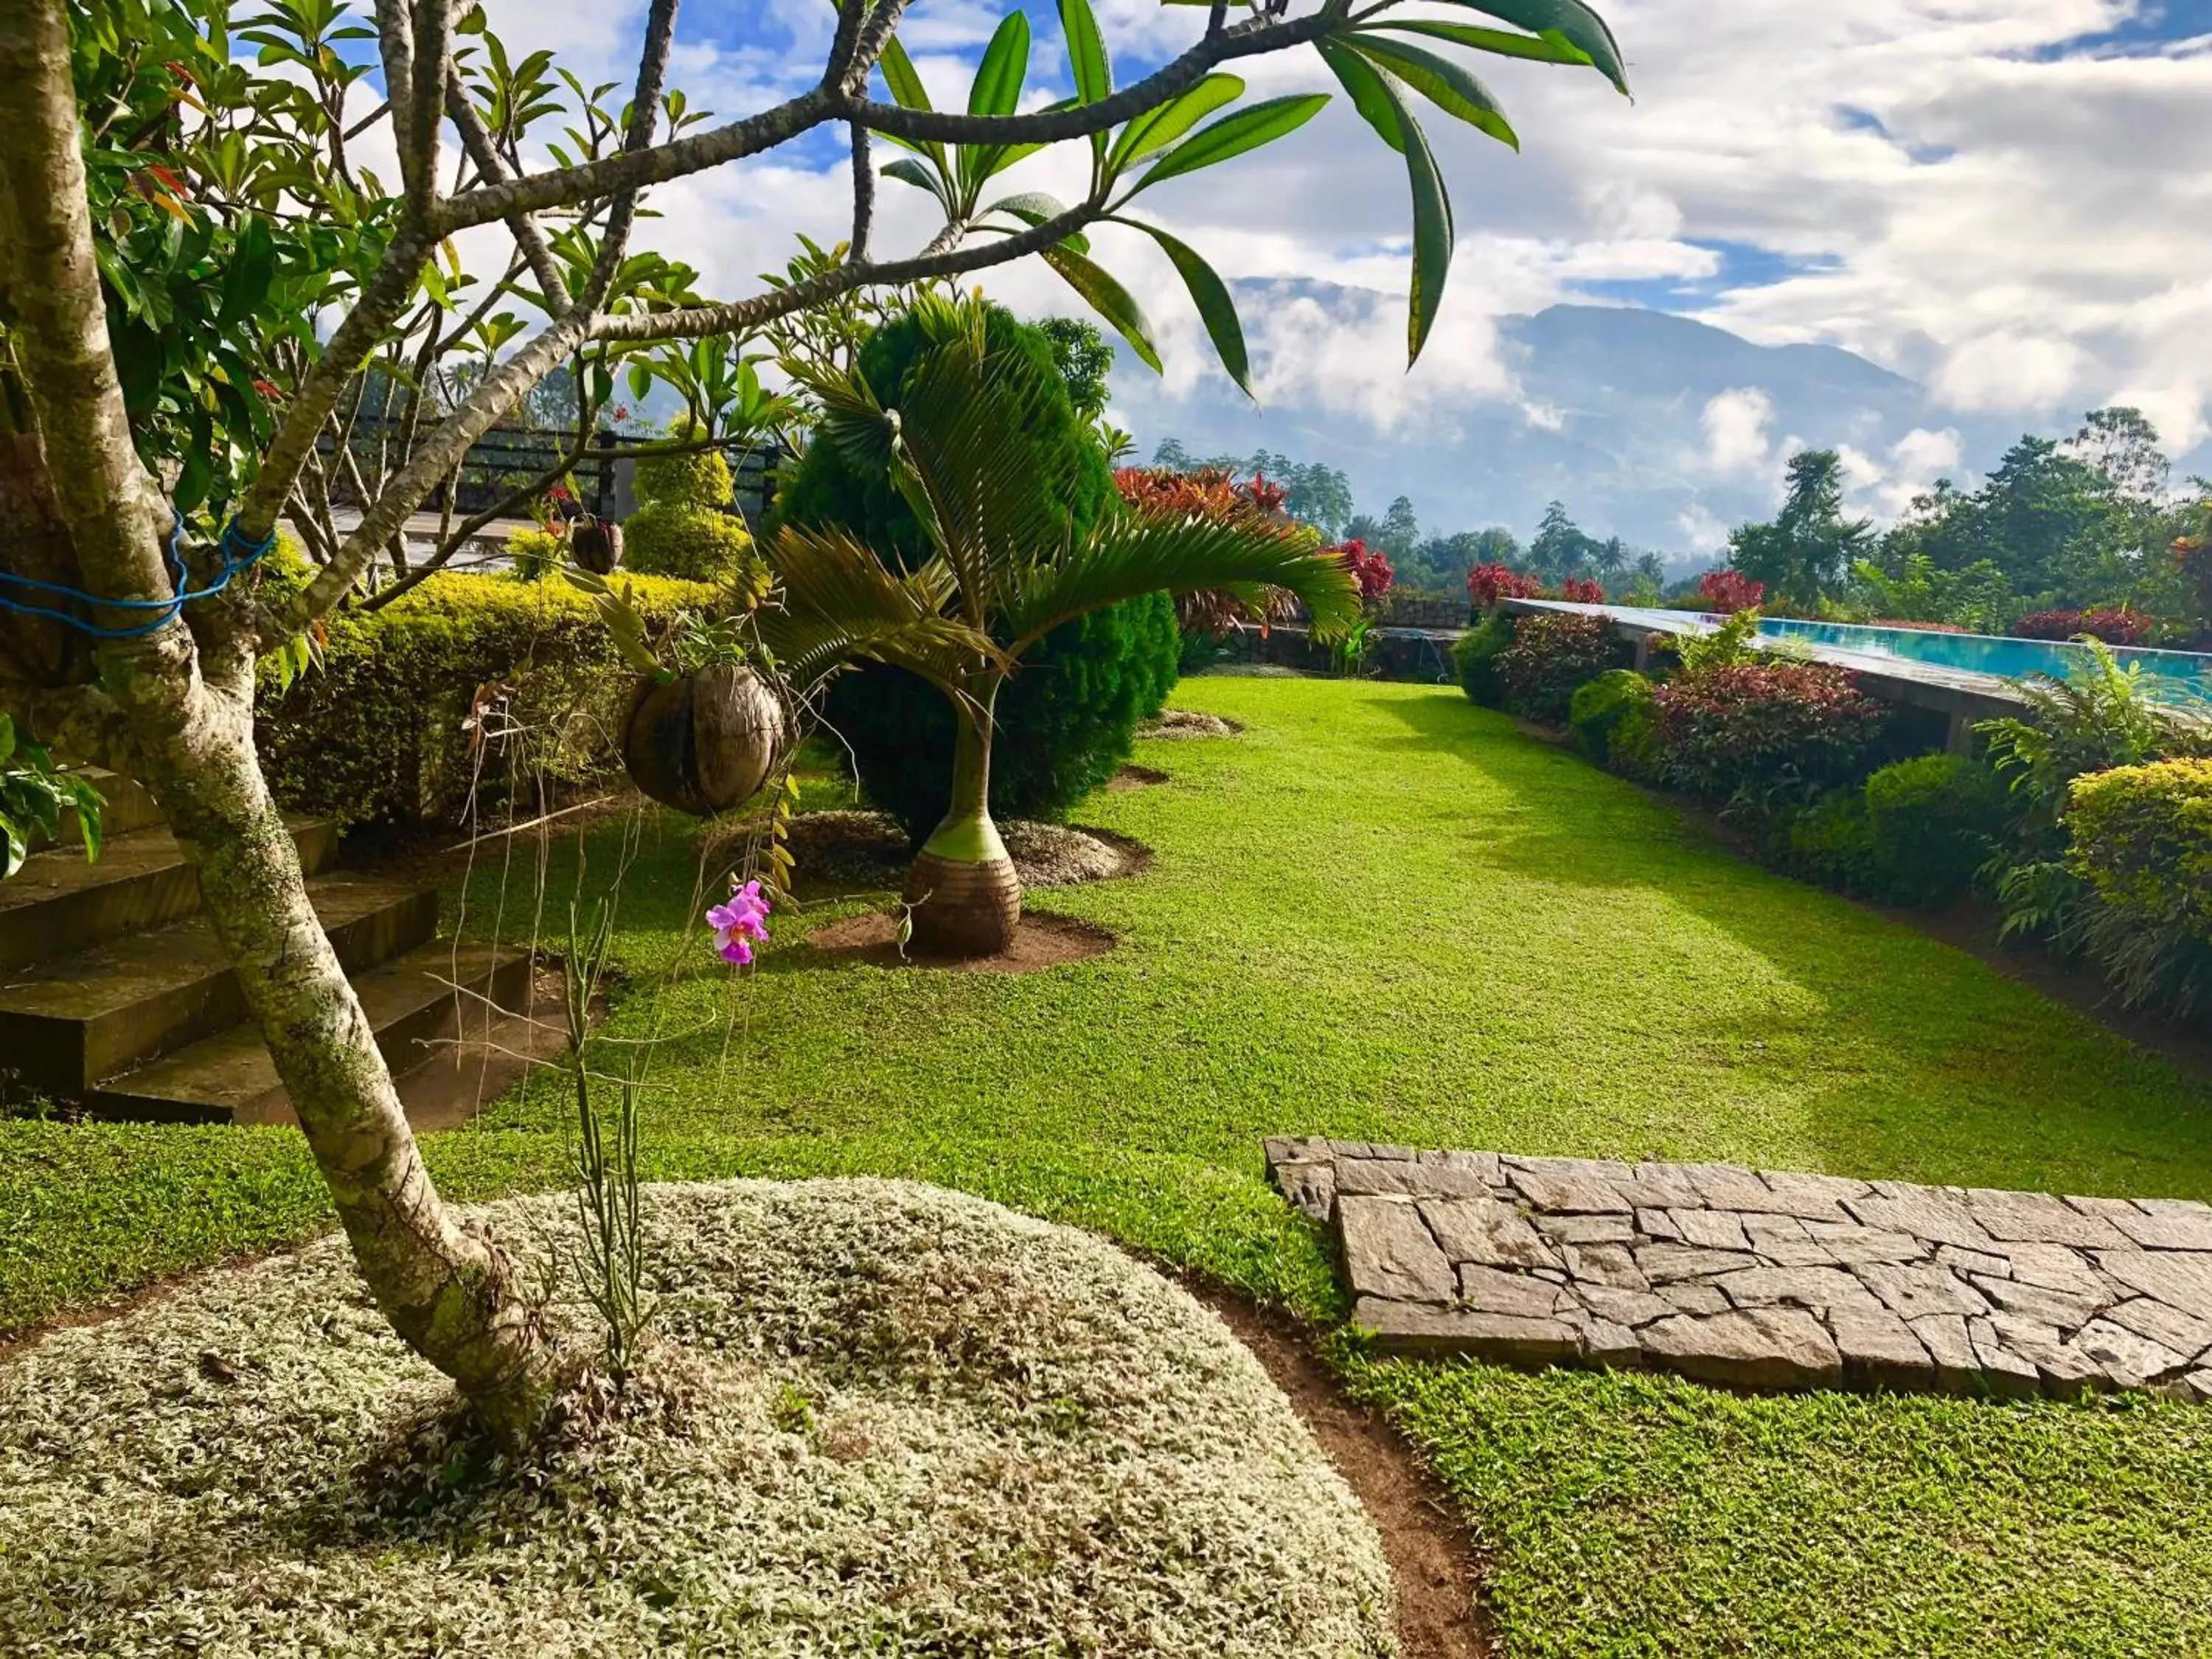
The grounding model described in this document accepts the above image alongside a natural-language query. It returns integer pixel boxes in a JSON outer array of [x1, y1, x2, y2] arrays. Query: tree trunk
[[904, 692, 1022, 956], [0, 0, 558, 1445], [146, 673, 561, 1444]]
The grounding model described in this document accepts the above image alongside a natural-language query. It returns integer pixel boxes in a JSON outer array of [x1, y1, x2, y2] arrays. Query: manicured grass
[[6, 676, 2212, 1652]]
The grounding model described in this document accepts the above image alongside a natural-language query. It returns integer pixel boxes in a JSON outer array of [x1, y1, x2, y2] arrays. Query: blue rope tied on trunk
[[0, 514, 278, 639]]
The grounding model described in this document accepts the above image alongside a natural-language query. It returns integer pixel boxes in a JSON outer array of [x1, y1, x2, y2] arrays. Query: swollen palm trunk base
[[904, 849, 1023, 956]]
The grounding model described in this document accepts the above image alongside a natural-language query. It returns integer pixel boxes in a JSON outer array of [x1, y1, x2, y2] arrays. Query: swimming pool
[[1587, 607, 2212, 709]]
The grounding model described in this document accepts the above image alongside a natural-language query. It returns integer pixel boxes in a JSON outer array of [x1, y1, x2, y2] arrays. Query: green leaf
[[1315, 37, 1405, 155], [880, 156, 950, 212], [877, 36, 947, 170], [1340, 33, 1517, 149], [984, 192, 1088, 256], [1060, 0, 1111, 104], [1437, 0, 1628, 94], [1041, 246, 1161, 374], [216, 214, 279, 328], [1130, 94, 1330, 194], [1107, 74, 1242, 173], [967, 12, 1031, 116], [1116, 218, 1253, 399], [1060, 0, 1111, 162], [1366, 19, 1595, 70]]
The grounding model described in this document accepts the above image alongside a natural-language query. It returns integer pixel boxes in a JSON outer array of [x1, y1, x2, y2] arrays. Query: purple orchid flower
[[707, 879, 771, 965]]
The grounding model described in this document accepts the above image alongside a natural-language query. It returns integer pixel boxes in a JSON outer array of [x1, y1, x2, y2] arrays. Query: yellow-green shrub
[[254, 571, 718, 826], [623, 501, 760, 584], [2065, 758, 2212, 942]]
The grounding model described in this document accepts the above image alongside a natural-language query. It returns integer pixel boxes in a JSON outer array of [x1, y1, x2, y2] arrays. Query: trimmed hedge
[[1568, 669, 1654, 764], [1451, 609, 1517, 708], [1862, 751, 2009, 905], [255, 571, 719, 827], [2066, 758, 2212, 942]]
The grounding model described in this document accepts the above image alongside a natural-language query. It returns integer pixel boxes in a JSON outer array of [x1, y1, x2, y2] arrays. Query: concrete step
[[0, 873, 439, 1097], [85, 939, 535, 1125], [0, 817, 338, 972]]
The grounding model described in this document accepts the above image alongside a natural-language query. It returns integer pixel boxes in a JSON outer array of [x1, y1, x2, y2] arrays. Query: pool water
[[1592, 607, 2212, 709]]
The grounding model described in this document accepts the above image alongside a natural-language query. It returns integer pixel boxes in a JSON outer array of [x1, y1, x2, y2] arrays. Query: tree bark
[[905, 688, 1022, 956], [0, 0, 557, 1445]]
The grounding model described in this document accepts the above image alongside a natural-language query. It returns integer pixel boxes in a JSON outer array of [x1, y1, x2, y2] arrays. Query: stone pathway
[[1265, 1138, 2212, 1402]]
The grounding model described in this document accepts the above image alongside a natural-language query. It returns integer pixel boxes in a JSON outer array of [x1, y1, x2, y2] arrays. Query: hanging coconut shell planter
[[571, 516, 623, 574], [623, 663, 785, 816]]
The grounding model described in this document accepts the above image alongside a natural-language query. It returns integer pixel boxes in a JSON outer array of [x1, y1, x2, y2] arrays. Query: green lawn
[[6, 675, 2212, 1654]]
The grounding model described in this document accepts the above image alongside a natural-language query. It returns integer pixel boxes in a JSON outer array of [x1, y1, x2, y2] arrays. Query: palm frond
[[759, 523, 1001, 700], [998, 514, 1362, 651], [877, 300, 1093, 616]]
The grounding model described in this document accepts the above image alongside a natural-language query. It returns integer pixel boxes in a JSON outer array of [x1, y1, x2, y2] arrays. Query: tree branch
[[848, 120, 874, 263], [844, 0, 912, 93], [858, 12, 1329, 142], [374, 0, 416, 162], [403, 0, 450, 223], [436, 87, 836, 236], [445, 70, 571, 315], [263, 308, 596, 643], [592, 200, 1094, 344]]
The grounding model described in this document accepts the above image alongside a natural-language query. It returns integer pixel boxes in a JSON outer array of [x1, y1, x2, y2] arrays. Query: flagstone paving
[[1266, 1138, 2212, 1402]]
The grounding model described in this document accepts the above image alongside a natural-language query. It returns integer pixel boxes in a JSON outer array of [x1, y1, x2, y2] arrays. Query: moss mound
[[0, 1179, 1392, 1658]]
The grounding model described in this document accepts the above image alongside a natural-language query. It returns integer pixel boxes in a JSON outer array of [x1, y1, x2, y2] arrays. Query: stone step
[[85, 939, 535, 1125], [0, 817, 338, 972], [0, 873, 439, 1097], [27, 767, 168, 850]]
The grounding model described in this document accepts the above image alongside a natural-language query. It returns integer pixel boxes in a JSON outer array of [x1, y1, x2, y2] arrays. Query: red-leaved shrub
[[1116, 465, 1300, 636], [1651, 661, 1890, 796], [1338, 539, 1395, 606], [2012, 606, 2151, 646], [1495, 613, 1626, 723], [1698, 569, 1765, 613], [1559, 577, 1606, 603], [1467, 562, 1545, 608]]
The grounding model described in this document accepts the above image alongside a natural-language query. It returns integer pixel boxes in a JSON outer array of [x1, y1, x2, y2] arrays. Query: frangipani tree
[[0, 0, 1627, 1439], [774, 295, 1359, 955]]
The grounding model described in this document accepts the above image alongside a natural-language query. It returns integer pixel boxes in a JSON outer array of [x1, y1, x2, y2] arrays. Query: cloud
[[1701, 387, 1774, 475]]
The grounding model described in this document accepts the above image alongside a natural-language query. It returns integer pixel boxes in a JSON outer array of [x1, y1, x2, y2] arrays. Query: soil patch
[[1140, 709, 1245, 740], [798, 911, 1115, 974], [1186, 1283, 1491, 1659], [1108, 764, 1170, 791], [770, 812, 1149, 891]]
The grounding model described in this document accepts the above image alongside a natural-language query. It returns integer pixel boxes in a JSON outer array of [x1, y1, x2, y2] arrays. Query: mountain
[[1101, 285, 2031, 557]]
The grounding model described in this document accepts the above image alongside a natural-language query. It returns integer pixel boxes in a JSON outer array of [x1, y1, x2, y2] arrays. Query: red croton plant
[[1113, 465, 1356, 634], [1467, 562, 1545, 608], [1699, 568, 1766, 614]]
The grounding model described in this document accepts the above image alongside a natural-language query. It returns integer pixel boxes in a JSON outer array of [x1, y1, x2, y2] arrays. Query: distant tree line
[[1722, 407, 2209, 639]]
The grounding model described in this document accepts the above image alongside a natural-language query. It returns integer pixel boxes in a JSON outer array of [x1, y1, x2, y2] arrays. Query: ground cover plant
[[8, 677, 2212, 1655]]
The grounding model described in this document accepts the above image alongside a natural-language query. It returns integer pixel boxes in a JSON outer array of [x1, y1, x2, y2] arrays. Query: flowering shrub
[[2012, 606, 2151, 645], [1338, 539, 1395, 606], [1467, 562, 1545, 609], [1651, 660, 1890, 796], [1558, 577, 1606, 603], [1698, 569, 1765, 613], [707, 879, 772, 965], [1495, 613, 1626, 724]]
